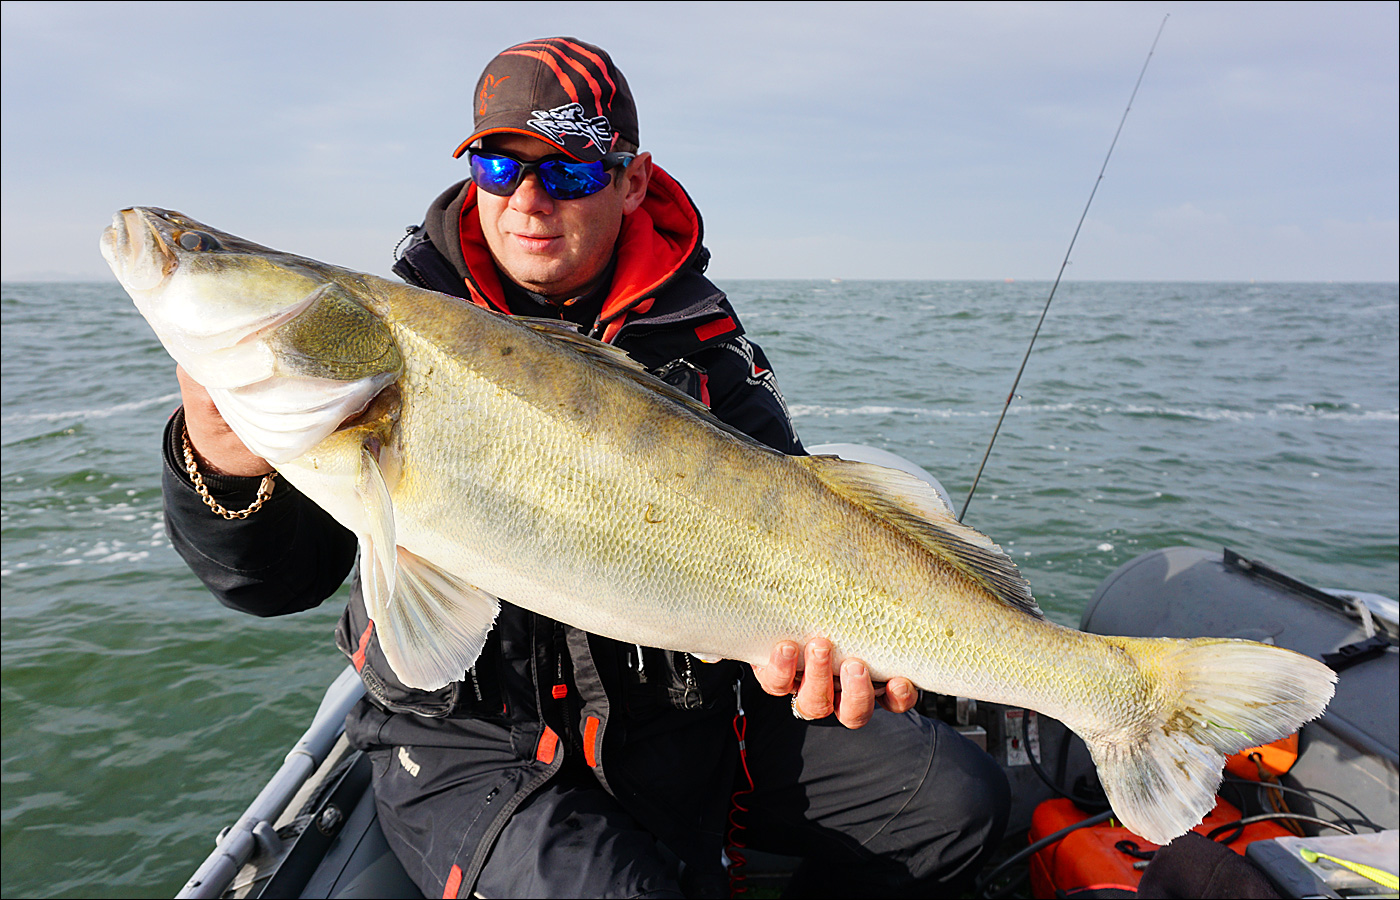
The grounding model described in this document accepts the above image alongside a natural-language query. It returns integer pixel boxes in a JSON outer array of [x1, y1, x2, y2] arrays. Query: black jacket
[[162, 165, 804, 895]]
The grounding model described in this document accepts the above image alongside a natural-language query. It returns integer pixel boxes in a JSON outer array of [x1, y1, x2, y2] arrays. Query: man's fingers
[[753, 641, 800, 696], [834, 658, 874, 729], [878, 677, 920, 715], [794, 640, 835, 720], [756, 640, 919, 724], [176, 365, 274, 477]]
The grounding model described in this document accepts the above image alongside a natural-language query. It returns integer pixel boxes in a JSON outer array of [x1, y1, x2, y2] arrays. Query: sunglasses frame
[[468, 149, 637, 200]]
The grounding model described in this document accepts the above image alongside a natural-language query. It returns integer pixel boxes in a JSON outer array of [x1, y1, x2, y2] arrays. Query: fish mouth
[[100, 208, 178, 291]]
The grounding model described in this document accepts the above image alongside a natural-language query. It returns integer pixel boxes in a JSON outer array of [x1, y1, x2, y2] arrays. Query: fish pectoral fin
[[374, 546, 501, 692], [800, 455, 1041, 619], [356, 444, 398, 600], [352, 443, 499, 691]]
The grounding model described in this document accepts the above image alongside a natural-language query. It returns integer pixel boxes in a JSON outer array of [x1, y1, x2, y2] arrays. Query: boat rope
[[959, 14, 1170, 523]]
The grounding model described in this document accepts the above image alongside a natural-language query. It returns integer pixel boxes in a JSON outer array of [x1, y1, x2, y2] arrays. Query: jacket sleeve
[[161, 409, 358, 617], [689, 336, 805, 456]]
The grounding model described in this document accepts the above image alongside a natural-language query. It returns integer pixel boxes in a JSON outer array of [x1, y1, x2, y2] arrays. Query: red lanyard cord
[[726, 683, 756, 896]]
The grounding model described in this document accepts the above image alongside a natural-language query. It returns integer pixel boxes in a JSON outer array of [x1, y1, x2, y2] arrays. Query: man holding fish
[[162, 37, 1011, 898]]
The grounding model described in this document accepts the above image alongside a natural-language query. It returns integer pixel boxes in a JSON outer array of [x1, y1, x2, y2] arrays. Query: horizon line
[[5, 277, 1398, 287]]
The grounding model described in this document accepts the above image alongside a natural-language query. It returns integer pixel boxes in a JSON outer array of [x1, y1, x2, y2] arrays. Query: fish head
[[102, 208, 327, 383], [103, 207, 402, 463]]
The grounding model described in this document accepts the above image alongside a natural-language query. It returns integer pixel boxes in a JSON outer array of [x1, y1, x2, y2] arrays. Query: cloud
[[2, 1, 1396, 282], [1067, 202, 1399, 281]]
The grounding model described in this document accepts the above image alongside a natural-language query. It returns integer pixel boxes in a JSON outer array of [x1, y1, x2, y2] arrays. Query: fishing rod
[[958, 14, 1169, 523]]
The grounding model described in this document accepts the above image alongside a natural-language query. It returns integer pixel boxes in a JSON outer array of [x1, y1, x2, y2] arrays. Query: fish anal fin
[[799, 455, 1041, 619]]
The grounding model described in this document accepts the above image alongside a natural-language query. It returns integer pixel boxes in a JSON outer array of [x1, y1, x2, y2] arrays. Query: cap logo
[[479, 74, 510, 116], [527, 102, 613, 151]]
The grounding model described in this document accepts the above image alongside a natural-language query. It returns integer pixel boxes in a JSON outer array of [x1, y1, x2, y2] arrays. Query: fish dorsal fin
[[354, 444, 500, 690], [514, 316, 778, 452], [798, 455, 1042, 619], [514, 317, 648, 371]]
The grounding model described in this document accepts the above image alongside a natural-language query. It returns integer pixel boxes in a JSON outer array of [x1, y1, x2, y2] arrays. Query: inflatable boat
[[1008, 546, 1397, 899], [176, 447, 1398, 899]]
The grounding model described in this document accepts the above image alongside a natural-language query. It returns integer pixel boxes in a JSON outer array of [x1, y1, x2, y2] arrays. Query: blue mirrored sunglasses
[[468, 150, 636, 201]]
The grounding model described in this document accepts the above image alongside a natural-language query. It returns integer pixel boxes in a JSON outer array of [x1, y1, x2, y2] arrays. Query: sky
[[2, 1, 1396, 283]]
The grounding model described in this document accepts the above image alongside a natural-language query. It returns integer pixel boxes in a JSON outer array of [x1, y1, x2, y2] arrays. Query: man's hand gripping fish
[[103, 207, 1336, 846]]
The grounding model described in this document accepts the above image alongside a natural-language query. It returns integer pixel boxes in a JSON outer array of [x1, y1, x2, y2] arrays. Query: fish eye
[[177, 230, 220, 251]]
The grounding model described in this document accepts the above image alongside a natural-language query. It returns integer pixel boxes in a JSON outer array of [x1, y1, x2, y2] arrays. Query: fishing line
[[1219, 776, 1369, 834], [959, 14, 1169, 523]]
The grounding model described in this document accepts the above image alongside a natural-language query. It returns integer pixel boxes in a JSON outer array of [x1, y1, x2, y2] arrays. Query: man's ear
[[620, 152, 652, 215]]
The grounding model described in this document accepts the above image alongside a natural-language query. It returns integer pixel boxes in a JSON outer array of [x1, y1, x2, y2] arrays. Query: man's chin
[[501, 264, 573, 299]]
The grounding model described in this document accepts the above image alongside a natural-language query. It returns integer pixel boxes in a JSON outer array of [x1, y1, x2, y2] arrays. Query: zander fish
[[103, 207, 1336, 845]]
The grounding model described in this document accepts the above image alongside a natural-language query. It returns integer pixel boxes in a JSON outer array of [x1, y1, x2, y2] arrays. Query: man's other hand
[[752, 637, 919, 729], [177, 365, 274, 477]]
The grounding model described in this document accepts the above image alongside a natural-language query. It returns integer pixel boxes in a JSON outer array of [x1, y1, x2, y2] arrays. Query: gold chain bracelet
[[182, 426, 276, 519]]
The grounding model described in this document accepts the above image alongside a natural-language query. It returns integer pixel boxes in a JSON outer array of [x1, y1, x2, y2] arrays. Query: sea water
[[2, 279, 1396, 897]]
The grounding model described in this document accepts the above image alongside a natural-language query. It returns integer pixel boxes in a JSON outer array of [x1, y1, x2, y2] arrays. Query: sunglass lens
[[469, 152, 617, 200], [538, 160, 611, 200], [470, 154, 523, 196]]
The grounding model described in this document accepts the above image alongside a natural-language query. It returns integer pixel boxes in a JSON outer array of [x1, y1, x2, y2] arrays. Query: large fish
[[103, 207, 1335, 845]]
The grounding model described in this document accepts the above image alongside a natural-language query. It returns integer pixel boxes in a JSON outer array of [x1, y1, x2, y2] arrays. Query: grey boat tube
[[178, 666, 366, 899]]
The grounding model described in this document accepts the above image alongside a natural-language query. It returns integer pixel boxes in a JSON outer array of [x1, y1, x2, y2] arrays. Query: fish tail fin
[[1085, 637, 1335, 845]]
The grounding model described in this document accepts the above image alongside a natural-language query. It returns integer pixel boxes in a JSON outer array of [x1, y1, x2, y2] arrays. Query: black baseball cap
[[454, 38, 639, 163]]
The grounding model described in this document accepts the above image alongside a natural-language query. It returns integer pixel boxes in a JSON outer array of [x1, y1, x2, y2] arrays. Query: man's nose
[[508, 173, 554, 215]]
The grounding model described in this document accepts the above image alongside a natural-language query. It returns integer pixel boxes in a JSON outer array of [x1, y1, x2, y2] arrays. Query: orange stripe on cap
[[535, 725, 559, 764], [695, 316, 735, 342], [520, 41, 603, 112], [555, 39, 617, 97], [443, 864, 463, 899], [502, 49, 579, 103], [352, 621, 374, 672], [583, 715, 600, 767]]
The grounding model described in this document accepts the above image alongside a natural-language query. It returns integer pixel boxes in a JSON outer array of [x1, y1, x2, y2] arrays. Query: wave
[[789, 402, 1399, 423], [2, 393, 180, 425], [1194, 306, 1257, 315], [0, 523, 168, 578]]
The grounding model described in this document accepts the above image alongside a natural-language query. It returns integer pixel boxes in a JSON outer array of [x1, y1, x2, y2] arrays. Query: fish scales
[[365, 296, 891, 665], [104, 207, 1336, 846]]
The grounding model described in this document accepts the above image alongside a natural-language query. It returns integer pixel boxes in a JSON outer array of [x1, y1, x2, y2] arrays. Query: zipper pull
[[681, 653, 699, 709], [553, 650, 567, 700]]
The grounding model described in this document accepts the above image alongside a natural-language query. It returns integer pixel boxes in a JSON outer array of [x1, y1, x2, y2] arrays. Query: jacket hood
[[425, 164, 704, 343]]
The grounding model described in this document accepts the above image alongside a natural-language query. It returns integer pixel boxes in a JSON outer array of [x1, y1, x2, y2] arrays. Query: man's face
[[475, 133, 649, 301]]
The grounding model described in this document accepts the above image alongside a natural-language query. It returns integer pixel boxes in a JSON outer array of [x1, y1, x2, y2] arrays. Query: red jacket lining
[[457, 164, 701, 341]]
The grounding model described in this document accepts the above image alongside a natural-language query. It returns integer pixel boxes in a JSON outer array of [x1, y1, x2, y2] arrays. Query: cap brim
[[452, 126, 595, 161]]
